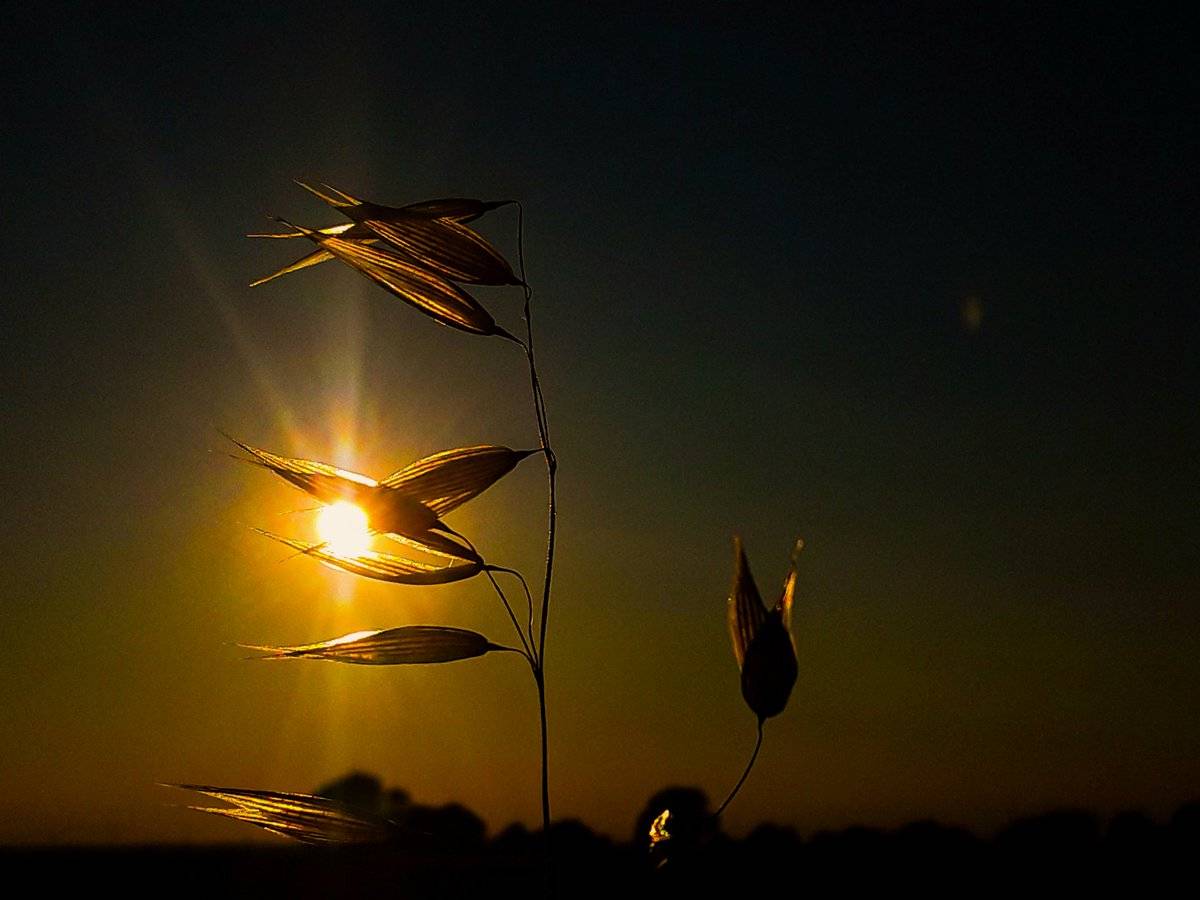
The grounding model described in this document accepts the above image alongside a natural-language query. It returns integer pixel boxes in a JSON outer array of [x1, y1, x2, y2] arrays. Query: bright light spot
[[316, 502, 372, 555], [649, 808, 672, 846]]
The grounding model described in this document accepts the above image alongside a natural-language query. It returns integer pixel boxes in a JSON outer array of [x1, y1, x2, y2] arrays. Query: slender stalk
[[483, 567, 535, 668], [489, 565, 537, 663], [714, 719, 764, 819], [442, 529, 534, 666], [517, 202, 557, 892]]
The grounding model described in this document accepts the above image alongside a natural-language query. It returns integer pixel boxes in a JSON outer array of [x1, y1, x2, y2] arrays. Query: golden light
[[316, 501, 372, 555]]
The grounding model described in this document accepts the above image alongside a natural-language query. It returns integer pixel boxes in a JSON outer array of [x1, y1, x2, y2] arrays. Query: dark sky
[[1, 2, 1196, 844]]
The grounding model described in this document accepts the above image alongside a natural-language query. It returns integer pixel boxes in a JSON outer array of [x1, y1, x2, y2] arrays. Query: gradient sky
[[1, 3, 1196, 845]]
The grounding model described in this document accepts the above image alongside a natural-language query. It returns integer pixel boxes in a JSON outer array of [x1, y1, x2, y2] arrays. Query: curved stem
[[489, 565, 537, 665], [714, 719, 764, 819], [483, 567, 535, 668], [444, 529, 534, 666]]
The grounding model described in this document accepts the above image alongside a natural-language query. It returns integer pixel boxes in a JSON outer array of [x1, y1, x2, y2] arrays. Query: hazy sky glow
[[1, 3, 1196, 845]]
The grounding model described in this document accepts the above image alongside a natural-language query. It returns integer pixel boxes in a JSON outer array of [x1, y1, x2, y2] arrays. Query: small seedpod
[[727, 537, 799, 722]]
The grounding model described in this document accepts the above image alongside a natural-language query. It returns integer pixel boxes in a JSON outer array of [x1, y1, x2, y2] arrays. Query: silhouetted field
[[5, 799, 1198, 898]]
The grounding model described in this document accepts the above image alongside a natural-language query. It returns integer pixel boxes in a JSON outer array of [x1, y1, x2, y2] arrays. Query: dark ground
[[5, 802, 1197, 898]]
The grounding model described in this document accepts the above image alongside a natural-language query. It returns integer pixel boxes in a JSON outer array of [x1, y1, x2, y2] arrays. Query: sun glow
[[316, 501, 372, 555]]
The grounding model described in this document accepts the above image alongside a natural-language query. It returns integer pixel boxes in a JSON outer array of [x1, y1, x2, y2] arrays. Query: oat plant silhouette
[[170, 183, 559, 874], [169, 180, 803, 892]]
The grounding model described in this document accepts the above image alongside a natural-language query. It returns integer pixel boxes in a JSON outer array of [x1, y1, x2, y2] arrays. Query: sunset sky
[[1, 3, 1196, 845]]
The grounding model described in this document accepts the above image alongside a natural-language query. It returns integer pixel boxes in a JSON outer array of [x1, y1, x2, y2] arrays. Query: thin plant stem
[[714, 719, 765, 819], [444, 529, 534, 666], [490, 565, 538, 664], [517, 201, 557, 891], [483, 567, 535, 668]]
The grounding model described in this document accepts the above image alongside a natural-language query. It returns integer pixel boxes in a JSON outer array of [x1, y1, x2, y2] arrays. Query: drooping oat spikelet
[[226, 435, 478, 560], [249, 247, 338, 287], [255, 530, 481, 584], [354, 217, 519, 286], [247, 222, 371, 240], [395, 197, 513, 223], [168, 785, 400, 845], [728, 537, 799, 721], [276, 219, 507, 336], [381, 446, 539, 515], [293, 183, 511, 224], [298, 181, 520, 285], [225, 434, 380, 498], [728, 537, 768, 670], [248, 222, 380, 286], [243, 625, 510, 665]]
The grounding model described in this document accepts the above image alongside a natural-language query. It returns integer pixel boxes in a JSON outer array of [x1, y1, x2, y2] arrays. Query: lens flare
[[316, 501, 372, 555]]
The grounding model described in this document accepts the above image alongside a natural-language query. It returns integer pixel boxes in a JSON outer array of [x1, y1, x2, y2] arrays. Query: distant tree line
[[4, 773, 1195, 897], [309, 772, 1199, 893]]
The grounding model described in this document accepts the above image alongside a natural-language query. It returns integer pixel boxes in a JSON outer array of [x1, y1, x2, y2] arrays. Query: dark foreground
[[5, 805, 1199, 898]]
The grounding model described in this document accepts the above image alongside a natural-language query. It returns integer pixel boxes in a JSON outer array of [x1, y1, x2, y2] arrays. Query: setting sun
[[316, 501, 372, 555]]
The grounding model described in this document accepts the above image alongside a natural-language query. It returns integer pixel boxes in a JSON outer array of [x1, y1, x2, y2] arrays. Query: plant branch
[[483, 567, 535, 668], [714, 718, 765, 819], [489, 565, 538, 665], [445, 529, 534, 666]]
